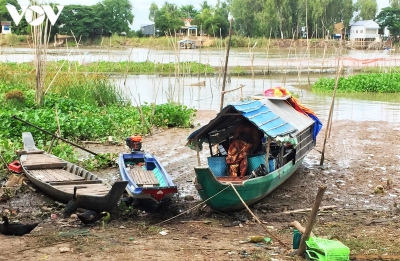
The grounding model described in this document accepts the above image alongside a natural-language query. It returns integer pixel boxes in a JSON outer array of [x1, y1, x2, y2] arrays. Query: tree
[[390, 0, 400, 8], [149, 3, 158, 22], [94, 0, 134, 34], [57, 5, 102, 38], [0, 0, 30, 34], [230, 0, 264, 36], [192, 1, 229, 37], [295, 0, 355, 39], [200, 1, 212, 10], [376, 7, 400, 37], [0, 0, 20, 21], [354, 0, 377, 21], [180, 4, 199, 18], [154, 2, 183, 34]]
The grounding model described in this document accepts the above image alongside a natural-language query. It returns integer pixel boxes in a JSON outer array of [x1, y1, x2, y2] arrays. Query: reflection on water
[[113, 74, 400, 122]]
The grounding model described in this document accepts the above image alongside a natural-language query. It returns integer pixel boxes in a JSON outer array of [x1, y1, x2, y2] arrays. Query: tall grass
[[0, 34, 28, 46], [52, 74, 125, 106]]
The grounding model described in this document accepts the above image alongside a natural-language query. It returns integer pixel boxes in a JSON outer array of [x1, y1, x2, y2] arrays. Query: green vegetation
[[312, 73, 400, 93], [232, 66, 246, 76], [0, 71, 197, 169], [0, 61, 215, 77]]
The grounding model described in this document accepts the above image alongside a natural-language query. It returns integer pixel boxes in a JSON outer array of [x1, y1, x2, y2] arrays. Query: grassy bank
[[0, 71, 196, 169], [0, 61, 215, 78]]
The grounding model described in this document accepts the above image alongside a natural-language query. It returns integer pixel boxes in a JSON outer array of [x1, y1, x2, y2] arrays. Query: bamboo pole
[[328, 43, 344, 139], [219, 18, 233, 111], [222, 84, 244, 94], [196, 141, 201, 166], [229, 183, 287, 248], [320, 31, 343, 166], [297, 185, 327, 257]]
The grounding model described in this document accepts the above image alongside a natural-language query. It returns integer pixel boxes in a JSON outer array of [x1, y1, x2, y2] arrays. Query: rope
[[155, 184, 231, 226], [229, 183, 288, 248]]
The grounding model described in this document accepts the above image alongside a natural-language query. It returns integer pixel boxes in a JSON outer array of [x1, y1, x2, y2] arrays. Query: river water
[[113, 74, 400, 122], [2, 46, 400, 122]]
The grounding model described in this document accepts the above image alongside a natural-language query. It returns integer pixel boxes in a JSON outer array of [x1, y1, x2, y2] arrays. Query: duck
[[77, 210, 103, 225], [0, 216, 39, 236], [63, 186, 87, 218]]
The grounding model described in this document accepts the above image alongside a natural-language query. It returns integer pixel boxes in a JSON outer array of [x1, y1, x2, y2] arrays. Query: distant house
[[349, 20, 380, 41], [179, 18, 198, 37], [1, 21, 12, 34], [141, 24, 155, 37]]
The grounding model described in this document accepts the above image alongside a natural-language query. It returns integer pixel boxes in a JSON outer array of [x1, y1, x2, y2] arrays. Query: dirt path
[[1, 110, 400, 260]]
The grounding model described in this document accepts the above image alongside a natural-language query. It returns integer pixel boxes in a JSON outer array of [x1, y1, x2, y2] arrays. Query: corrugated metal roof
[[231, 100, 298, 138], [188, 99, 315, 141], [350, 20, 380, 29], [261, 99, 315, 136]]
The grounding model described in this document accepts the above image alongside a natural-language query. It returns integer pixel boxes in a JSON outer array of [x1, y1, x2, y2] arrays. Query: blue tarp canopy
[[187, 100, 314, 148]]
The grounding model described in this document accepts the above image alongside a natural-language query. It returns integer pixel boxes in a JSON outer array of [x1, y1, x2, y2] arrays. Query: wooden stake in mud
[[219, 18, 233, 111], [297, 185, 327, 257]]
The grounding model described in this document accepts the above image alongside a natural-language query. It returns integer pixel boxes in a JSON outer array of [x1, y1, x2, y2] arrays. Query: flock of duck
[[1, 185, 111, 236]]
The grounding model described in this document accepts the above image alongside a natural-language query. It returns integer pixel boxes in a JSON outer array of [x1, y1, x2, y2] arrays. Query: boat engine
[[125, 135, 142, 152]]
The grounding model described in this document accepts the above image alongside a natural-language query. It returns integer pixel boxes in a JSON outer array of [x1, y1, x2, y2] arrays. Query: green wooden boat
[[187, 94, 322, 211], [194, 157, 305, 211]]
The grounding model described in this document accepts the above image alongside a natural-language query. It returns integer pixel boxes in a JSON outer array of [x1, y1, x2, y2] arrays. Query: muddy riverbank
[[1, 110, 400, 260]]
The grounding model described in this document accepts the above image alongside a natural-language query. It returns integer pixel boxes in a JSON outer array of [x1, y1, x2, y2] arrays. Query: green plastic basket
[[306, 249, 349, 261], [305, 237, 350, 261], [306, 250, 325, 261]]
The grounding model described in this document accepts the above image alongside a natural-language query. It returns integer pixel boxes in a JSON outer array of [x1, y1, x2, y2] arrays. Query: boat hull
[[194, 157, 304, 211], [20, 154, 127, 212], [118, 152, 178, 205]]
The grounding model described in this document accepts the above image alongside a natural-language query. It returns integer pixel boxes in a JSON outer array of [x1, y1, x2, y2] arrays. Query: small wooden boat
[[118, 135, 178, 206], [18, 132, 128, 213], [187, 90, 322, 211]]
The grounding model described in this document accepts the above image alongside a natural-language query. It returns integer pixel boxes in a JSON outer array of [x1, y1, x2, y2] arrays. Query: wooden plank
[[49, 180, 102, 186], [129, 168, 159, 186], [217, 176, 247, 184], [51, 183, 110, 196], [29, 169, 85, 183], [21, 154, 67, 169]]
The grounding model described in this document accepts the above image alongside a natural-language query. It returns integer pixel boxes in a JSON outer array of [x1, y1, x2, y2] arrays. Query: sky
[[16, 0, 391, 31]]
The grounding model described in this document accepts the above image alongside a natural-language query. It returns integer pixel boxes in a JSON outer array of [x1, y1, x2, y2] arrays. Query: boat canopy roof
[[187, 99, 315, 146]]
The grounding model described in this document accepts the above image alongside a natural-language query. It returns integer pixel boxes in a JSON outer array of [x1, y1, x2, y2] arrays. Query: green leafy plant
[[232, 66, 246, 75], [312, 73, 400, 93]]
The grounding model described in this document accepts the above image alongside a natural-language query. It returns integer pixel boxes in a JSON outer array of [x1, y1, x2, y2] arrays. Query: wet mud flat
[[1, 112, 400, 259]]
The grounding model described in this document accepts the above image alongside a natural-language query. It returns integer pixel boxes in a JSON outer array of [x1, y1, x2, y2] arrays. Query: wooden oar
[[11, 115, 113, 166]]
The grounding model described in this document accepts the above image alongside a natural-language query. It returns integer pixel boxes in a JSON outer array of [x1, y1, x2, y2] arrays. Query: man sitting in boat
[[226, 120, 262, 177]]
